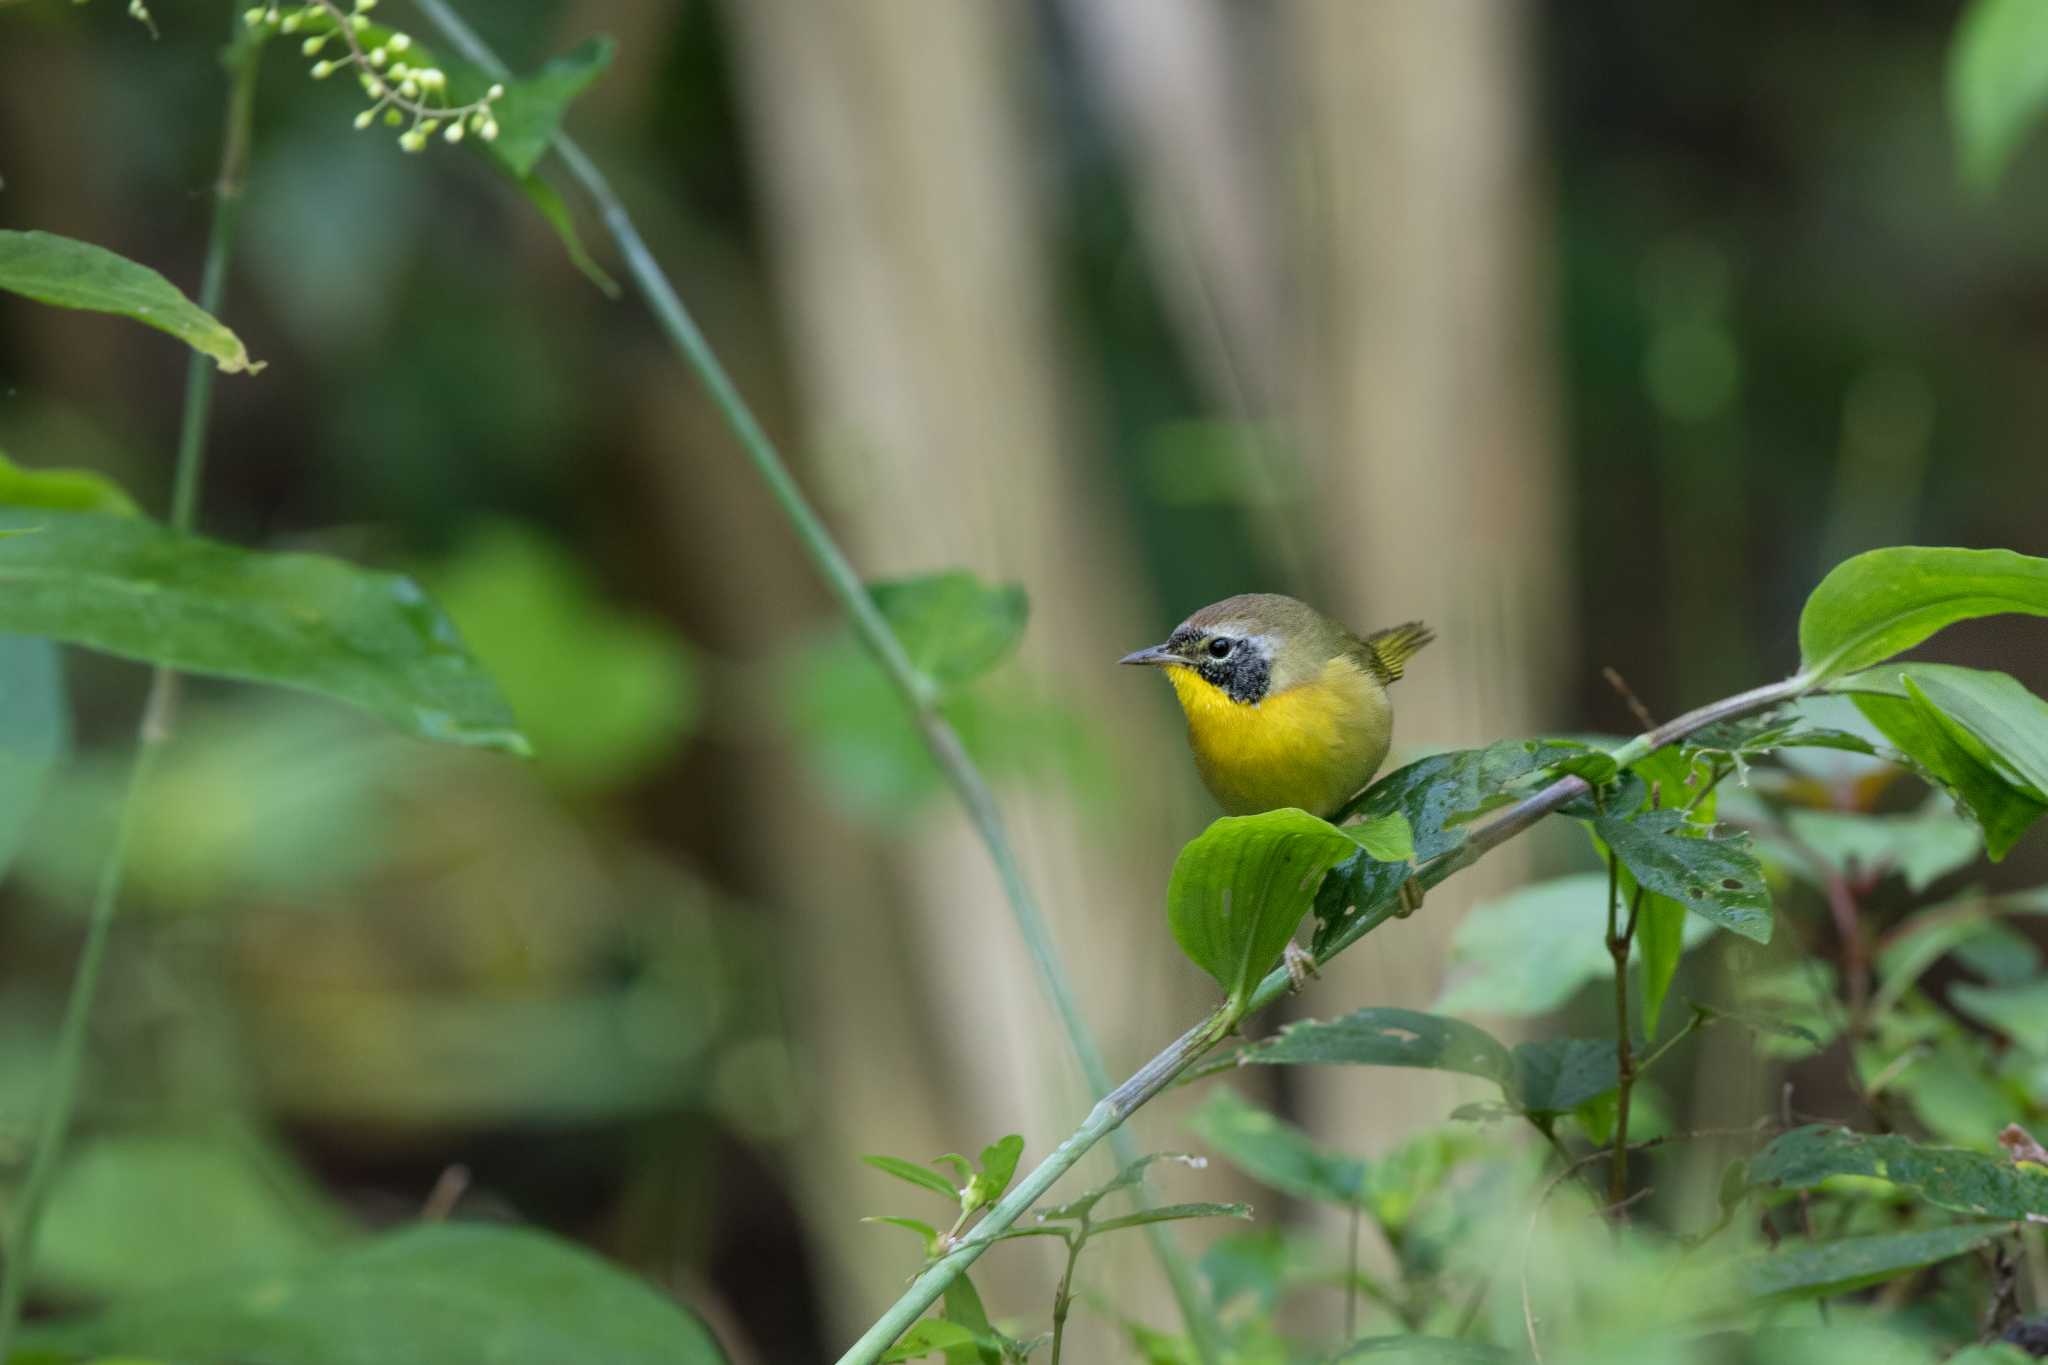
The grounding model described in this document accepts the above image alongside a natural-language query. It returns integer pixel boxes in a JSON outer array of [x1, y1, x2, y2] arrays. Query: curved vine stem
[[0, 16, 260, 1358]]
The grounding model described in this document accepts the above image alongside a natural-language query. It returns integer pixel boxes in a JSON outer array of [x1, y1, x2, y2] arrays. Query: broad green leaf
[[1344, 810, 1414, 862], [0, 511, 525, 754], [1952, 979, 2048, 1053], [0, 230, 261, 374], [1750, 1124, 2048, 1219], [0, 450, 141, 516], [1785, 805, 1981, 893], [1509, 1038, 1620, 1116], [1038, 1152, 1204, 1223], [1436, 872, 1712, 1017], [1842, 663, 2048, 799], [1088, 1202, 1252, 1236], [1334, 1339, 1511, 1363], [0, 633, 68, 879], [1846, 670, 2048, 858], [1199, 1228, 1301, 1313], [1167, 809, 1356, 1010], [1188, 1089, 1365, 1207], [1232, 1007, 1514, 1088], [1948, 1347, 2035, 1365], [881, 1320, 978, 1364], [961, 1134, 1023, 1213], [870, 572, 1029, 691], [37, 1130, 349, 1300], [427, 522, 695, 790], [1595, 809, 1772, 943], [1798, 546, 2048, 683], [452, 38, 616, 180], [21, 1223, 728, 1364], [861, 1155, 959, 1202], [1950, 0, 2048, 191], [1635, 893, 1688, 1034], [1732, 1222, 2001, 1299], [939, 1274, 1003, 1365]]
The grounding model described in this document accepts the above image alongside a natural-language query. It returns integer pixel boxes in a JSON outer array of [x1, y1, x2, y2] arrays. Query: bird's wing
[[1358, 621, 1435, 684]]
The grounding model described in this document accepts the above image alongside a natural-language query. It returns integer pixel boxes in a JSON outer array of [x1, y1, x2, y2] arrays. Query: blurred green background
[[2, 1, 2047, 1360]]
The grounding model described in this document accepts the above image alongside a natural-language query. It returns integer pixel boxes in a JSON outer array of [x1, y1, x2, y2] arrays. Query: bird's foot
[[1394, 876, 1426, 919], [1283, 941, 1319, 993]]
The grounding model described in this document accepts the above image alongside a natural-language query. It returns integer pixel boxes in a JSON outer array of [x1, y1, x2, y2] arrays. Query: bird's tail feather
[[1362, 620, 1434, 683]]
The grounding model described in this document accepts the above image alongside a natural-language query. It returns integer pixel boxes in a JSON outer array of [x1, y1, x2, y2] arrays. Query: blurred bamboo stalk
[[1284, 0, 1569, 1185], [719, 0, 1215, 1350]]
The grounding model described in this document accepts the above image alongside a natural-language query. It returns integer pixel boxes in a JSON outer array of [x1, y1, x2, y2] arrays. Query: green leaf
[[1950, 0, 2048, 191], [1785, 805, 1982, 893], [0, 230, 261, 374], [939, 1274, 1003, 1365], [1188, 1089, 1365, 1207], [514, 171, 621, 296], [1798, 546, 2048, 684], [426, 522, 695, 790], [1087, 1202, 1252, 1237], [21, 1223, 728, 1364], [1167, 809, 1357, 1010], [1731, 1222, 2002, 1299], [1750, 1124, 2048, 1219], [460, 37, 615, 180], [861, 1155, 959, 1201], [1952, 979, 2048, 1053], [0, 511, 525, 754], [1333, 1339, 1512, 1363], [1635, 893, 1688, 1034], [1595, 809, 1772, 943], [36, 1130, 348, 1300], [0, 633, 68, 880], [1038, 1152, 1205, 1223], [0, 450, 142, 516], [870, 572, 1029, 691], [1843, 667, 2048, 858], [1436, 872, 1712, 1017], [961, 1134, 1023, 1213], [1232, 1007, 1514, 1088], [861, 1216, 941, 1258], [880, 1320, 979, 1364], [1509, 1038, 1620, 1116], [1344, 810, 1414, 862]]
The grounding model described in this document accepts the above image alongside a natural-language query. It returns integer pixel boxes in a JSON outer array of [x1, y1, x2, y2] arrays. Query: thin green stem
[[0, 21, 259, 1357], [1048, 1230, 1083, 1365], [1345, 1202, 1361, 1342], [1606, 878, 1642, 1215], [835, 676, 1808, 1363], [406, 1, 1219, 1350]]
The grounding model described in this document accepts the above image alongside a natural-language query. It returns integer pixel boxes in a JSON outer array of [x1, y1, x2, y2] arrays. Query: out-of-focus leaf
[[1798, 546, 2048, 683], [427, 522, 694, 790], [1952, 979, 2048, 1053], [1732, 1222, 2001, 1299], [0, 450, 141, 516], [1088, 1203, 1251, 1236], [1233, 1007, 1514, 1087], [1167, 809, 1355, 1010], [1333, 1339, 1511, 1362], [1750, 1125, 2048, 1219], [880, 1320, 978, 1364], [37, 1130, 350, 1300], [1199, 1228, 1305, 1314], [1436, 872, 1711, 1017], [0, 511, 525, 754], [1595, 809, 1772, 943], [1510, 1038, 1620, 1117], [1950, 0, 2048, 191], [1785, 805, 1982, 893], [861, 1155, 959, 1202], [0, 230, 261, 373], [0, 632, 68, 879], [1188, 1089, 1364, 1207], [869, 572, 1029, 691], [513, 171, 620, 296], [1847, 675, 2047, 860], [1751, 1324, 1952, 1365], [22, 1223, 729, 1364], [450, 37, 615, 179]]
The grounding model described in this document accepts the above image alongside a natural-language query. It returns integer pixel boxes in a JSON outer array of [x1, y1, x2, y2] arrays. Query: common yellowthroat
[[1121, 594, 1433, 820]]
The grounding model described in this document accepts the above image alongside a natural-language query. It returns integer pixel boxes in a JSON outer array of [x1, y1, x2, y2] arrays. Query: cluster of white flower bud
[[243, 0, 504, 153]]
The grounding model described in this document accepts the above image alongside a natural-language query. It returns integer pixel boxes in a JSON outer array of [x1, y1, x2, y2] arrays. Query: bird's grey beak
[[1119, 644, 1181, 667]]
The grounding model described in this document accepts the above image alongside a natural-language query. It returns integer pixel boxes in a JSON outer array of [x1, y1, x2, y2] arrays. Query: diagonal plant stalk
[[0, 19, 261, 1359], [407, 1, 1220, 1352], [833, 676, 1807, 1363]]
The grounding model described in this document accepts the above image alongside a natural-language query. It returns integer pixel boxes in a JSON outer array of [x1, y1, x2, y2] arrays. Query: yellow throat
[[1164, 655, 1392, 819]]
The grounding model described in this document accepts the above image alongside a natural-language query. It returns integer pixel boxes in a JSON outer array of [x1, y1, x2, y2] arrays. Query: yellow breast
[[1165, 655, 1393, 818]]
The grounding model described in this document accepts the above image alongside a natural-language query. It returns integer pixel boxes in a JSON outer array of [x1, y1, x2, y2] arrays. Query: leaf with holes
[[1750, 1125, 2048, 1219], [1232, 1007, 1514, 1088], [1168, 809, 1357, 1011], [1596, 809, 1772, 943]]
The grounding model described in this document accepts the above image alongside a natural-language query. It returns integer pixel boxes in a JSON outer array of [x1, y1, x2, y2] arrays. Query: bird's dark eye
[[1207, 638, 1233, 660]]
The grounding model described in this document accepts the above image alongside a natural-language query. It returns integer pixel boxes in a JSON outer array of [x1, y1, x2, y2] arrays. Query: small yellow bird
[[1120, 594, 1433, 820]]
